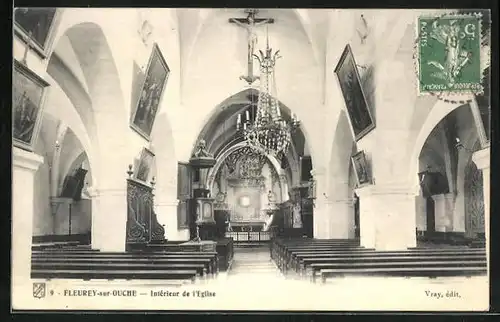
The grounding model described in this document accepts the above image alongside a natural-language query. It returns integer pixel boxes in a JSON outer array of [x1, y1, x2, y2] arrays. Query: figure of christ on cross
[[229, 9, 274, 85]]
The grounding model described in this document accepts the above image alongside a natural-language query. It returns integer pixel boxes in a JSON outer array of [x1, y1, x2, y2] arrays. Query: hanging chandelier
[[236, 38, 300, 158]]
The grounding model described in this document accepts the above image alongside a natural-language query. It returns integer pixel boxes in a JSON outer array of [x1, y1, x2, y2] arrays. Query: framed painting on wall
[[334, 44, 375, 141], [13, 59, 50, 152], [131, 43, 170, 141], [134, 147, 155, 183], [351, 150, 372, 187], [14, 8, 60, 58]]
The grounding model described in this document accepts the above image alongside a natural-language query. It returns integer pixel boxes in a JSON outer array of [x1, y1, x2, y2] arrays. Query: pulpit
[[196, 197, 216, 225], [189, 140, 217, 241]]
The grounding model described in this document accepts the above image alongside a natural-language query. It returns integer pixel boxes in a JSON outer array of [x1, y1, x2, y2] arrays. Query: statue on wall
[[292, 203, 303, 228], [192, 139, 213, 158]]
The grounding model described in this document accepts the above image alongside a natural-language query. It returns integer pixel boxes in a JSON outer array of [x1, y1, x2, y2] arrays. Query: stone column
[[279, 174, 288, 202], [86, 187, 100, 250], [356, 185, 417, 250], [415, 194, 427, 233], [431, 193, 455, 233], [89, 187, 128, 252], [311, 167, 329, 239], [12, 148, 43, 307], [156, 198, 181, 241], [327, 199, 355, 239], [472, 148, 490, 244], [50, 197, 74, 235]]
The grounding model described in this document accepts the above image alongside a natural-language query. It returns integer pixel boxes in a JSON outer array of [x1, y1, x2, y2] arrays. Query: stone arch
[[206, 142, 287, 201], [49, 21, 129, 188], [328, 110, 356, 200], [42, 76, 98, 187], [190, 88, 314, 171], [149, 113, 177, 203], [407, 97, 474, 189], [183, 9, 320, 73]]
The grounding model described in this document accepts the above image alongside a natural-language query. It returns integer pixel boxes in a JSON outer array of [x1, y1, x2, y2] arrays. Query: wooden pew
[[309, 257, 486, 282], [291, 249, 486, 273], [32, 246, 220, 282], [32, 255, 217, 276], [272, 238, 486, 282], [271, 238, 360, 263], [32, 261, 209, 279], [319, 266, 487, 283], [298, 253, 486, 275], [32, 269, 199, 282]]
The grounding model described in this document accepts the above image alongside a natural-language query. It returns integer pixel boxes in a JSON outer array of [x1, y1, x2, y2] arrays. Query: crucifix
[[229, 9, 274, 85]]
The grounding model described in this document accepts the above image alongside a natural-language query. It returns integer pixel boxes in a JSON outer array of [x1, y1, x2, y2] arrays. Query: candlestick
[[245, 110, 250, 121]]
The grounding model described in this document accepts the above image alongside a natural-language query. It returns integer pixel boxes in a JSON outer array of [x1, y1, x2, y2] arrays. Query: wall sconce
[[55, 140, 60, 150], [127, 164, 134, 178]]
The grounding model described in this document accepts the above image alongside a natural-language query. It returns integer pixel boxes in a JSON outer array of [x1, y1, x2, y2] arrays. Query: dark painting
[[13, 60, 50, 151], [14, 8, 58, 54], [334, 44, 375, 141], [131, 43, 170, 140], [351, 150, 371, 186], [135, 148, 155, 183]]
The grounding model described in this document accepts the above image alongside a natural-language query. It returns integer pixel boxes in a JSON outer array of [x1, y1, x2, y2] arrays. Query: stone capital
[[86, 186, 100, 197], [13, 148, 44, 172], [91, 188, 127, 198], [327, 198, 354, 205], [50, 196, 73, 204], [310, 166, 327, 177], [431, 193, 455, 203], [156, 199, 179, 207], [355, 184, 417, 198], [472, 148, 490, 170]]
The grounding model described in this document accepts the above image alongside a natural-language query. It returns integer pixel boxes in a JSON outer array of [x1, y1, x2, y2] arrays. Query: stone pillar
[[356, 185, 417, 250], [50, 197, 74, 235], [12, 148, 43, 307], [279, 174, 288, 202], [431, 193, 455, 233], [327, 199, 355, 239], [311, 167, 329, 239], [155, 199, 181, 240], [472, 148, 490, 242], [90, 188, 128, 252], [415, 194, 427, 233]]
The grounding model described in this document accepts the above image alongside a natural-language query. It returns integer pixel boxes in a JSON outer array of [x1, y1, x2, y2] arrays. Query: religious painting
[[334, 44, 375, 141], [12, 59, 50, 152], [131, 43, 170, 140], [14, 8, 59, 57], [351, 150, 371, 186], [134, 147, 155, 183]]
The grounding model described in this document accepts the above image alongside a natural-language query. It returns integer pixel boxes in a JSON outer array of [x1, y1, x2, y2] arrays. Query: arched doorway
[[415, 104, 484, 245], [188, 88, 314, 242]]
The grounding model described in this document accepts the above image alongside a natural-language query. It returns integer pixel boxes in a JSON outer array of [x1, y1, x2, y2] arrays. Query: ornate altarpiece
[[213, 146, 281, 228]]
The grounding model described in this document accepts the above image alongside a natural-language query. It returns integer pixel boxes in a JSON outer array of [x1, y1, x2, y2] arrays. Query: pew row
[[31, 247, 220, 283], [271, 238, 487, 282]]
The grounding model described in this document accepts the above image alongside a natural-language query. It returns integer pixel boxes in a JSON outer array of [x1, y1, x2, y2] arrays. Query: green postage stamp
[[417, 14, 483, 95]]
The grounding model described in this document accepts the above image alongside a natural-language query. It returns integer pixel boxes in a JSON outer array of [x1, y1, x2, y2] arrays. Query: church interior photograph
[[11, 7, 491, 311]]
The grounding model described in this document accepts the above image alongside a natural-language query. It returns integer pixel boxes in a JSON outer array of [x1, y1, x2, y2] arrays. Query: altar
[[228, 221, 266, 232]]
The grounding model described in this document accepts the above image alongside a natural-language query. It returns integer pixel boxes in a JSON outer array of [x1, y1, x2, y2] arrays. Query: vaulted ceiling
[[193, 88, 307, 159], [176, 8, 329, 72]]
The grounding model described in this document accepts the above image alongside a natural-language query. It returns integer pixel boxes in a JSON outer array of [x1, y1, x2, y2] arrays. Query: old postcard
[[12, 8, 491, 312]]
